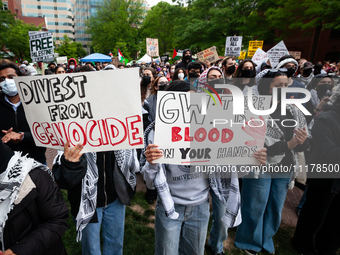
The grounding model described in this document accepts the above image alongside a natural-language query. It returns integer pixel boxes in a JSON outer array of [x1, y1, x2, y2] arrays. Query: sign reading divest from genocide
[[248, 40, 264, 58], [252, 48, 268, 66], [153, 91, 271, 165], [14, 69, 144, 152], [197, 46, 220, 63], [29, 31, 54, 62], [146, 38, 159, 57], [267, 41, 289, 68], [225, 36, 242, 56]]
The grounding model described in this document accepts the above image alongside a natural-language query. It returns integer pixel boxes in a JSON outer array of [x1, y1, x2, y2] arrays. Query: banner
[[289, 51, 302, 60], [267, 41, 289, 68], [56, 56, 67, 64], [248, 40, 264, 58], [146, 38, 159, 57], [29, 31, 54, 62], [251, 48, 268, 67], [14, 69, 144, 152], [154, 91, 271, 165], [225, 36, 242, 56], [160, 55, 169, 62], [197, 46, 220, 63], [239, 51, 246, 60]]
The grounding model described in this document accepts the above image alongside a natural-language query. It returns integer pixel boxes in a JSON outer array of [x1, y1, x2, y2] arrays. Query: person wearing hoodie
[[0, 141, 69, 255], [293, 85, 340, 255], [175, 49, 192, 70], [0, 62, 46, 164], [67, 58, 77, 73]]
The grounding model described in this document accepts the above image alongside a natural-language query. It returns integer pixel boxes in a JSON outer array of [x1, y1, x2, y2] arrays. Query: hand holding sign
[[242, 116, 266, 147], [64, 141, 83, 162], [2, 127, 24, 144], [145, 144, 163, 165], [253, 148, 267, 165]]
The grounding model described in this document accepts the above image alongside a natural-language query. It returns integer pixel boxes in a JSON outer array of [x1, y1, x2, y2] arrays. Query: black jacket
[[307, 104, 340, 194], [3, 168, 69, 255], [175, 49, 192, 70], [52, 151, 134, 222], [0, 93, 46, 164]]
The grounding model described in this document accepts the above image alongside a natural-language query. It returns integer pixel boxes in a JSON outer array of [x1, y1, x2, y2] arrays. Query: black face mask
[[142, 75, 151, 86], [241, 69, 254, 78], [286, 67, 295, 78], [188, 72, 199, 79], [208, 78, 224, 93], [227, 65, 236, 75], [303, 69, 313, 77], [158, 85, 167, 91], [184, 55, 191, 61], [316, 85, 332, 100]]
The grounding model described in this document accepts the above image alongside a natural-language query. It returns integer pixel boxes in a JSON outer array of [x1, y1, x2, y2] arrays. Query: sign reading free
[[29, 31, 54, 62]]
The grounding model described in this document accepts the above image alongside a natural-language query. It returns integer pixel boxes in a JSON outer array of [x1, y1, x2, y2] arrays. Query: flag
[[172, 49, 177, 59], [118, 48, 129, 65]]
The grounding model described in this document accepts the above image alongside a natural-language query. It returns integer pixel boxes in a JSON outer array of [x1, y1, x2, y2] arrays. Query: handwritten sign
[[267, 41, 289, 68], [289, 51, 302, 60], [154, 91, 271, 165], [252, 48, 268, 66], [239, 51, 246, 60], [14, 69, 144, 152], [248, 40, 264, 58], [197, 46, 220, 63], [225, 36, 242, 56], [146, 38, 159, 57]]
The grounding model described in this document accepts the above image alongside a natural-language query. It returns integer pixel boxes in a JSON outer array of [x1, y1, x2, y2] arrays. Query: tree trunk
[[309, 24, 322, 63]]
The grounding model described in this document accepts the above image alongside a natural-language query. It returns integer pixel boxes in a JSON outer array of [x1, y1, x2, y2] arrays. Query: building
[[73, 0, 150, 54]]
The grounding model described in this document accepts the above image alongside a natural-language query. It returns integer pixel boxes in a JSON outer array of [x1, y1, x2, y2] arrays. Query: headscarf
[[25, 66, 37, 76], [0, 142, 14, 174], [197, 66, 224, 91], [276, 58, 298, 72]]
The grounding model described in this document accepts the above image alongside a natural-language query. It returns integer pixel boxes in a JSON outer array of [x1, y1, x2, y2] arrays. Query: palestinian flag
[[172, 49, 183, 60], [118, 48, 129, 65]]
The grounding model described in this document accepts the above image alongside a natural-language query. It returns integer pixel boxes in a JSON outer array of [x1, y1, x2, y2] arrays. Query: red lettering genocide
[[32, 115, 143, 147]]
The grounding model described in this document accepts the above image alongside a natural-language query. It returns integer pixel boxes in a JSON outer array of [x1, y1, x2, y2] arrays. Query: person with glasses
[[0, 62, 46, 164]]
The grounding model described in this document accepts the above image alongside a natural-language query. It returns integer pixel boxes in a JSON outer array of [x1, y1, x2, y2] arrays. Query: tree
[[86, 0, 145, 59], [55, 34, 87, 59], [140, 2, 182, 56]]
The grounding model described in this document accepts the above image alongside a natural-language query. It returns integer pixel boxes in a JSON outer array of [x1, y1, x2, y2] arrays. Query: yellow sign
[[248, 40, 264, 57], [238, 51, 246, 60]]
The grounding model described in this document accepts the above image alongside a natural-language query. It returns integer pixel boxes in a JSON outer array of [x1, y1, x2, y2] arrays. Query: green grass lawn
[[61, 191, 302, 255]]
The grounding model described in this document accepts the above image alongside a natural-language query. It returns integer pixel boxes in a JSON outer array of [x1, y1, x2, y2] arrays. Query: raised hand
[[64, 141, 84, 162]]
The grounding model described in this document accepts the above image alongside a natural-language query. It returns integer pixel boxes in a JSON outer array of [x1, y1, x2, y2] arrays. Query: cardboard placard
[[238, 51, 246, 60], [56, 56, 67, 64], [248, 40, 264, 58], [251, 48, 269, 67], [29, 31, 54, 63], [154, 91, 271, 165], [225, 36, 243, 56], [14, 69, 144, 152], [197, 46, 220, 63], [289, 51, 302, 60], [267, 41, 289, 68], [146, 38, 159, 57]]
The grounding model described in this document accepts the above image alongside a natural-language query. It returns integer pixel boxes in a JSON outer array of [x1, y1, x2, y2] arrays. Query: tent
[[136, 54, 152, 64], [80, 53, 112, 62]]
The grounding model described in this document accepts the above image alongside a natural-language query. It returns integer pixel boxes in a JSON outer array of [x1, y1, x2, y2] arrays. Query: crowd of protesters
[[0, 50, 340, 255]]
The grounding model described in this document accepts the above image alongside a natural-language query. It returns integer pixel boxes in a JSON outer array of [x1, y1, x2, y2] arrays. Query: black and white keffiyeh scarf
[[0, 152, 52, 246], [54, 149, 138, 241]]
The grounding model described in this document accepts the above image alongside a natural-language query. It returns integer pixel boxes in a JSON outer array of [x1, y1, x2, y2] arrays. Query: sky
[[146, 0, 177, 7]]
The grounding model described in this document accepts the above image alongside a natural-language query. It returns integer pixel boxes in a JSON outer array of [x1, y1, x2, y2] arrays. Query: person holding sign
[[235, 70, 309, 255], [0, 62, 46, 164]]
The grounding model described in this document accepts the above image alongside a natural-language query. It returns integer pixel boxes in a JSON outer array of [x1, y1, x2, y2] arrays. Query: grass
[[61, 191, 303, 255]]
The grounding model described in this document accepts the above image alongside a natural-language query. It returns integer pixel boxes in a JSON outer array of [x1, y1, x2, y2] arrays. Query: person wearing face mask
[[235, 70, 309, 255], [19, 64, 26, 75], [169, 65, 176, 80], [184, 62, 202, 88], [67, 58, 77, 73], [233, 59, 258, 95], [141, 67, 156, 104], [298, 62, 314, 88], [47, 62, 56, 74], [0, 62, 46, 164], [221, 56, 237, 82], [197, 66, 225, 94], [172, 68, 187, 81], [175, 49, 192, 70], [276, 55, 306, 99]]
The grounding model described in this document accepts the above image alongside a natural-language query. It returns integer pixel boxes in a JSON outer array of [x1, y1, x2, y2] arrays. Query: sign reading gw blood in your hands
[[14, 69, 144, 152]]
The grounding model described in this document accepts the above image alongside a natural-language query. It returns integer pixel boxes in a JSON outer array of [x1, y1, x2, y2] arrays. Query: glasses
[[0, 75, 16, 82]]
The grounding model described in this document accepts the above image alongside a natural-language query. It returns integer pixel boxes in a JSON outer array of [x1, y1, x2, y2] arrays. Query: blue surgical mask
[[0, 78, 18, 96]]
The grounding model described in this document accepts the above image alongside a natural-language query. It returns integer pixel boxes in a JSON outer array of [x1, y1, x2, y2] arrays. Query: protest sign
[[154, 91, 271, 165], [267, 41, 289, 68], [29, 31, 54, 62], [289, 51, 302, 60], [14, 68, 144, 152], [56, 56, 67, 64], [251, 48, 268, 66], [248, 40, 264, 57], [225, 36, 242, 56], [197, 46, 220, 63], [239, 51, 246, 60], [146, 38, 159, 57], [161, 55, 169, 62]]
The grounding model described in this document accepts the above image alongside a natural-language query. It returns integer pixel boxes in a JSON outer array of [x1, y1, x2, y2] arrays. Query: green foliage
[[86, 0, 145, 59], [55, 34, 87, 59]]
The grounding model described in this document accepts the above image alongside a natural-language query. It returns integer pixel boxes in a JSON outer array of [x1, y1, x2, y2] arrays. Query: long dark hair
[[258, 71, 288, 95], [173, 67, 187, 81], [141, 67, 157, 103]]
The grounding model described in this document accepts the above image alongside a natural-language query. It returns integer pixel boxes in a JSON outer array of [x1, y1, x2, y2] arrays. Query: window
[[2, 2, 8, 10]]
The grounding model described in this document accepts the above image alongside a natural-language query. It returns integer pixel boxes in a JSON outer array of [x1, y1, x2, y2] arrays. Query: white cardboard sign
[[251, 48, 269, 67], [267, 41, 289, 68], [29, 31, 54, 63], [14, 69, 144, 152], [225, 36, 243, 56]]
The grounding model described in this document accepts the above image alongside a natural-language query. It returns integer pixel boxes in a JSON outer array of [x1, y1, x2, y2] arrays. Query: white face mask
[[178, 73, 185, 79], [69, 65, 75, 69], [171, 69, 175, 73], [0, 78, 18, 96]]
